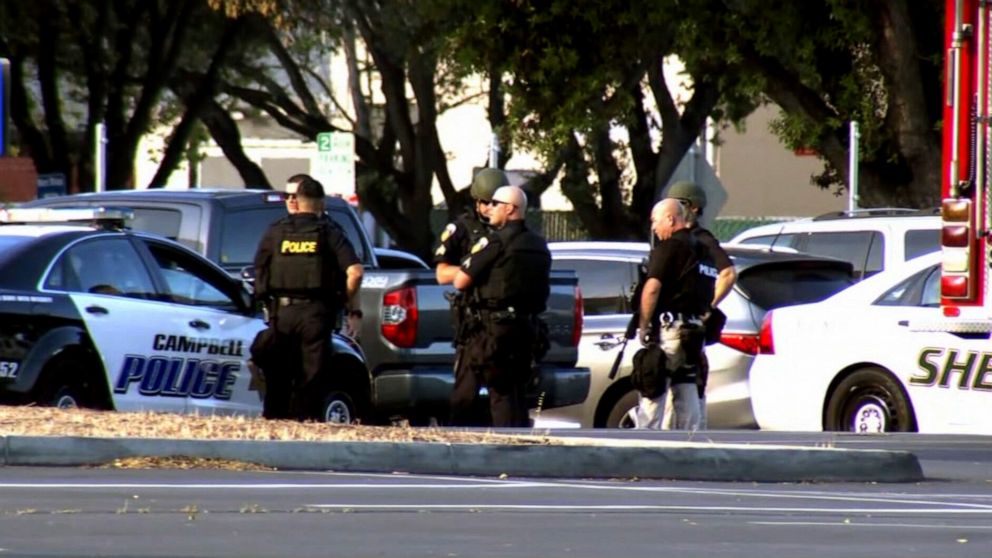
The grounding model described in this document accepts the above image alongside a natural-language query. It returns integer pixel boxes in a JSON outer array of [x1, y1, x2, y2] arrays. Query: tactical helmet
[[469, 168, 510, 201], [667, 180, 707, 209]]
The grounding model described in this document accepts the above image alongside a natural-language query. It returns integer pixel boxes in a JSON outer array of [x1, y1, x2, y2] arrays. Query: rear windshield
[[737, 262, 855, 310], [218, 206, 368, 268]]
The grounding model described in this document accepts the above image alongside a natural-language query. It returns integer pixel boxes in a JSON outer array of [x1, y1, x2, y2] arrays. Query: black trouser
[[448, 346, 492, 427], [266, 299, 333, 420], [457, 320, 535, 428]]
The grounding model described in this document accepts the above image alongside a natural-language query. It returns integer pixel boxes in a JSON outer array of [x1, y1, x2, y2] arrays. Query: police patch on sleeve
[[470, 236, 489, 254], [440, 223, 457, 243]]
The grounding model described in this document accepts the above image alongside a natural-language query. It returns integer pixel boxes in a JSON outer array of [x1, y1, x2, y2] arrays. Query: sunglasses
[[482, 199, 516, 208]]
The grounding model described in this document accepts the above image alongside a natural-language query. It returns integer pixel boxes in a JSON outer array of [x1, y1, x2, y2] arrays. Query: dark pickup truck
[[25, 189, 590, 423]]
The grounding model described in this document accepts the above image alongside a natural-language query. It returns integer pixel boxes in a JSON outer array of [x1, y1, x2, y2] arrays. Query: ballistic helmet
[[667, 180, 706, 210], [469, 168, 510, 202]]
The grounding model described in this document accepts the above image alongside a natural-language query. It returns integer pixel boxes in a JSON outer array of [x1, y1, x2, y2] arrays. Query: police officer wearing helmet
[[453, 186, 551, 427], [253, 177, 364, 420], [664, 180, 737, 429], [636, 198, 717, 429], [435, 168, 509, 425]]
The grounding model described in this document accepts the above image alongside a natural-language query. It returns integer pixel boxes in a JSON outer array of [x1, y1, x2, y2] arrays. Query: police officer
[[253, 177, 364, 420], [435, 168, 509, 425], [635, 198, 717, 430], [453, 186, 551, 427], [664, 180, 737, 429]]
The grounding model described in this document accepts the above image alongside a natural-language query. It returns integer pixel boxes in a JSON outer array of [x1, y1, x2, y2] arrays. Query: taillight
[[381, 286, 418, 348], [757, 312, 775, 355], [940, 198, 975, 300], [719, 332, 760, 355], [572, 285, 583, 347]]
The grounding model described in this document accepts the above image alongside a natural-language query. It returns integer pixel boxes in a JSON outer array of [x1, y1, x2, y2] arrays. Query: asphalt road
[[0, 432, 989, 558]]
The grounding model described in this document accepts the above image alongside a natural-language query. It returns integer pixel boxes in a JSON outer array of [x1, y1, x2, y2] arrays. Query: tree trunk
[[200, 101, 271, 188]]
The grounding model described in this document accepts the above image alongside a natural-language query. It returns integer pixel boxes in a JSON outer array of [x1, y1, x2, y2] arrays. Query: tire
[[316, 390, 358, 425], [604, 390, 639, 429], [825, 367, 916, 433], [37, 353, 110, 410]]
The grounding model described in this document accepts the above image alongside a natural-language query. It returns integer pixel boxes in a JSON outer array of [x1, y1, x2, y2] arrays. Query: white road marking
[[0, 482, 545, 490], [305, 503, 992, 514], [748, 521, 992, 529]]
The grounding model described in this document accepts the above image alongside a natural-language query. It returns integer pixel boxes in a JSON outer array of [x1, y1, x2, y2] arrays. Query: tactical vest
[[475, 224, 551, 314], [459, 211, 489, 255], [268, 217, 336, 296]]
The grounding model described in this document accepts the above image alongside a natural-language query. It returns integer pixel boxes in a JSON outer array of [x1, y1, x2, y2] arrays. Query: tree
[[681, 0, 944, 208], [446, 0, 757, 238], [0, 0, 258, 191], [211, 0, 493, 258]]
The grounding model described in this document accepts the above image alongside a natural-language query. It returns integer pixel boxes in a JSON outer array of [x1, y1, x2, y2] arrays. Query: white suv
[[728, 209, 940, 280]]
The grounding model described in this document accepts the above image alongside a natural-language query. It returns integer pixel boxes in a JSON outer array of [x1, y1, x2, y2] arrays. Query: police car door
[[49, 236, 191, 413], [137, 238, 265, 416]]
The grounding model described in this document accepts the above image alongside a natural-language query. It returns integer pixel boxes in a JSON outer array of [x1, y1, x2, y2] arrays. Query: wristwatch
[[347, 308, 363, 319]]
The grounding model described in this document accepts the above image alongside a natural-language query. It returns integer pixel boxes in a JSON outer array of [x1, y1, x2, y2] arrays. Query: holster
[[679, 322, 706, 367]]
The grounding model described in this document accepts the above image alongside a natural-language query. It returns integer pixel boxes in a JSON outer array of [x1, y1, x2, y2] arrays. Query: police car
[[748, 251, 992, 435], [0, 208, 366, 422]]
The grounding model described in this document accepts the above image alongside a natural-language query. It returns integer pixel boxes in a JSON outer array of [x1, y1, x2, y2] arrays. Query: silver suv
[[728, 209, 940, 280]]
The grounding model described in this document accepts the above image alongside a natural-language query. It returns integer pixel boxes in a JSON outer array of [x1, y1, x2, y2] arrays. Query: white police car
[[0, 208, 365, 422], [749, 251, 992, 434]]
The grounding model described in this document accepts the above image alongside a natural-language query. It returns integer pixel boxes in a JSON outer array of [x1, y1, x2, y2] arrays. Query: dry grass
[[0, 406, 556, 445], [0, 406, 560, 470]]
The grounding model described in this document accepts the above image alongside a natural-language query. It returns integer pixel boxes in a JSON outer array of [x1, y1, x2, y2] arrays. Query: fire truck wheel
[[825, 367, 916, 433]]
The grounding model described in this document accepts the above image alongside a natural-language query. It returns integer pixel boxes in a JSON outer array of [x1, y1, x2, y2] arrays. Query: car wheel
[[50, 385, 84, 409], [317, 390, 357, 425], [825, 367, 916, 433], [605, 390, 639, 428], [37, 354, 110, 410]]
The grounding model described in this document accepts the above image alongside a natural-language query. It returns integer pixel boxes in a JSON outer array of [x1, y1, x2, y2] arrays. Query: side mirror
[[240, 265, 256, 284]]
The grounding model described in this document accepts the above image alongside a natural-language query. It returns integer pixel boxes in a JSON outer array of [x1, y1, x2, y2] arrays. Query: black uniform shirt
[[645, 228, 715, 316], [253, 213, 360, 300], [694, 227, 732, 272], [433, 211, 487, 266], [460, 220, 551, 313]]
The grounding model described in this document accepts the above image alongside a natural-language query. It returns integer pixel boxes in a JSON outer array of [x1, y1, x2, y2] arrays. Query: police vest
[[475, 224, 551, 314], [268, 218, 337, 296], [660, 231, 717, 316]]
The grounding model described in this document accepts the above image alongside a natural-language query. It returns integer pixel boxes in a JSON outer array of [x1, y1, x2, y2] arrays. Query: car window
[[143, 242, 243, 311], [736, 263, 855, 311], [218, 207, 288, 268], [551, 257, 633, 316], [327, 207, 368, 264], [128, 208, 183, 242], [802, 231, 882, 279], [875, 265, 940, 307], [45, 238, 157, 299], [905, 229, 940, 260]]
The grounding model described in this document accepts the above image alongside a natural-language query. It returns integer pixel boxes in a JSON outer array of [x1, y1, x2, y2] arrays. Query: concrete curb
[[0, 436, 924, 483]]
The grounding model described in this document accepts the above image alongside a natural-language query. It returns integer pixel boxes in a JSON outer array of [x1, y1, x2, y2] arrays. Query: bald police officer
[[636, 198, 716, 429], [253, 177, 364, 420], [435, 168, 509, 426], [453, 186, 551, 427], [664, 181, 737, 428]]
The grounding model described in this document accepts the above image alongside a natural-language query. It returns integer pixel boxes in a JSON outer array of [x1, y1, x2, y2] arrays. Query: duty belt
[[659, 311, 702, 326], [276, 296, 315, 307]]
